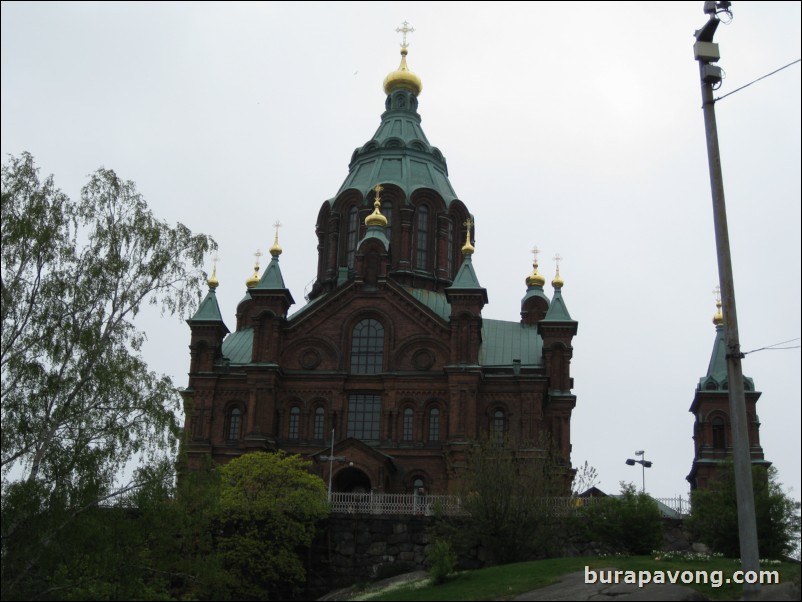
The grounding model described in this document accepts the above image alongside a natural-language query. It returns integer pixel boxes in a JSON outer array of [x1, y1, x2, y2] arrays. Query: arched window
[[712, 416, 725, 449], [415, 205, 429, 269], [288, 406, 300, 440], [413, 477, 425, 494], [346, 206, 358, 269], [313, 407, 325, 441], [428, 407, 440, 442], [403, 407, 414, 442], [493, 410, 505, 444], [227, 407, 242, 441], [351, 319, 384, 374]]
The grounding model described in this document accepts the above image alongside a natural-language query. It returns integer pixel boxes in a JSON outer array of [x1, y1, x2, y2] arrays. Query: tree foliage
[[581, 482, 664, 555], [457, 435, 570, 565], [1, 152, 215, 597], [687, 464, 801, 559], [213, 452, 330, 600]]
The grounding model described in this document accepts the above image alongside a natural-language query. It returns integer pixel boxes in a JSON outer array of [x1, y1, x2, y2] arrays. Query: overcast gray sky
[[2, 1, 800, 501]]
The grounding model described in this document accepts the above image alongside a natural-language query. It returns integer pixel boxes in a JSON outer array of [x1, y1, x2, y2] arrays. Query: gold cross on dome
[[396, 21, 415, 49], [253, 248, 262, 269], [373, 184, 384, 202], [553, 253, 562, 268], [530, 246, 540, 264], [713, 285, 721, 304]]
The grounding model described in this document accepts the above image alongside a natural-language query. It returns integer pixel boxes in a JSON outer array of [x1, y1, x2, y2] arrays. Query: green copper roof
[[449, 255, 483, 290], [706, 325, 728, 383], [358, 225, 391, 251], [254, 257, 286, 290], [334, 87, 458, 205], [479, 320, 543, 367], [189, 288, 226, 324], [698, 325, 756, 392], [222, 327, 253, 365], [542, 288, 573, 322], [403, 287, 451, 321], [521, 284, 550, 308]]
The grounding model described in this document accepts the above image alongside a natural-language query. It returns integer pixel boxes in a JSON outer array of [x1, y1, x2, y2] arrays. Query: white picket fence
[[328, 492, 691, 518]]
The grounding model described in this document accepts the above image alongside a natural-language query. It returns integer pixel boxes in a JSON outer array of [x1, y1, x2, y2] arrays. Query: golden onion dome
[[269, 222, 282, 257], [383, 47, 422, 97], [246, 250, 262, 288], [461, 217, 475, 255], [713, 301, 724, 326], [526, 263, 545, 287], [207, 263, 219, 290], [246, 267, 259, 288], [365, 184, 388, 227], [551, 253, 564, 288]]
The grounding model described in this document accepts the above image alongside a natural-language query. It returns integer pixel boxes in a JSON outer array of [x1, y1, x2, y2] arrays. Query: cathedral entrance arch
[[334, 466, 371, 493]]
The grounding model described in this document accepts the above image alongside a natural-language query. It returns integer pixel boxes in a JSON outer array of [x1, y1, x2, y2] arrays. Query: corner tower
[[686, 290, 770, 490]]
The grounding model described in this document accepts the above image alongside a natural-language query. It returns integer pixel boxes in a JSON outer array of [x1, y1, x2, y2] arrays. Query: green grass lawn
[[352, 555, 800, 601]]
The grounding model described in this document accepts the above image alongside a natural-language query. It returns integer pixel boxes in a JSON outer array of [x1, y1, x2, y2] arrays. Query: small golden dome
[[207, 263, 219, 290], [365, 184, 388, 227], [551, 253, 564, 288], [270, 222, 282, 257], [713, 302, 724, 326], [712, 285, 723, 326], [462, 217, 475, 255], [383, 47, 422, 97], [246, 250, 262, 288], [246, 267, 259, 288]]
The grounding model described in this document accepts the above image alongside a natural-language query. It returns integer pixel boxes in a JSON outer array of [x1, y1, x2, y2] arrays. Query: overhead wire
[[714, 59, 801, 103], [743, 338, 801, 355]]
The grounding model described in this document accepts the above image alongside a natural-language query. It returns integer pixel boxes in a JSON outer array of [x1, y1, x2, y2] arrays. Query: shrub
[[428, 539, 458, 584], [583, 482, 664, 554]]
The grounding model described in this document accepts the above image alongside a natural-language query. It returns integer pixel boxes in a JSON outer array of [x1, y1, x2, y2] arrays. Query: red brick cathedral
[[182, 37, 578, 494]]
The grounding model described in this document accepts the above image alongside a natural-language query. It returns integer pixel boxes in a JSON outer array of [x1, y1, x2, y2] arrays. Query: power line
[[743, 338, 801, 355], [714, 58, 801, 103]]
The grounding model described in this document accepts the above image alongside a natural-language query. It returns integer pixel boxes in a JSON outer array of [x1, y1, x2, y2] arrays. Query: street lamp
[[320, 428, 349, 502], [625, 450, 652, 493]]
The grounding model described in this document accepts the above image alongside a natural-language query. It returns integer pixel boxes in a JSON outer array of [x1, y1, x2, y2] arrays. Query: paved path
[[512, 570, 706, 601]]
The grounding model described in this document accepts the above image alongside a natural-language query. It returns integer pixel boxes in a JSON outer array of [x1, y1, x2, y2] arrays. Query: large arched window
[[415, 205, 429, 269], [227, 407, 242, 441], [350, 319, 384, 374], [712, 416, 726, 449], [313, 407, 325, 441], [428, 407, 440, 442], [346, 206, 358, 269], [288, 406, 300, 440], [403, 407, 414, 442]]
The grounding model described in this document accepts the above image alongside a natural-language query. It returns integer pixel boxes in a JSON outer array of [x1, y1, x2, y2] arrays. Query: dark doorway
[[333, 466, 371, 492]]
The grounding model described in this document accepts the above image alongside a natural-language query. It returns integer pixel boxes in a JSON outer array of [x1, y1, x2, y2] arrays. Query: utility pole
[[693, 2, 760, 597]]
